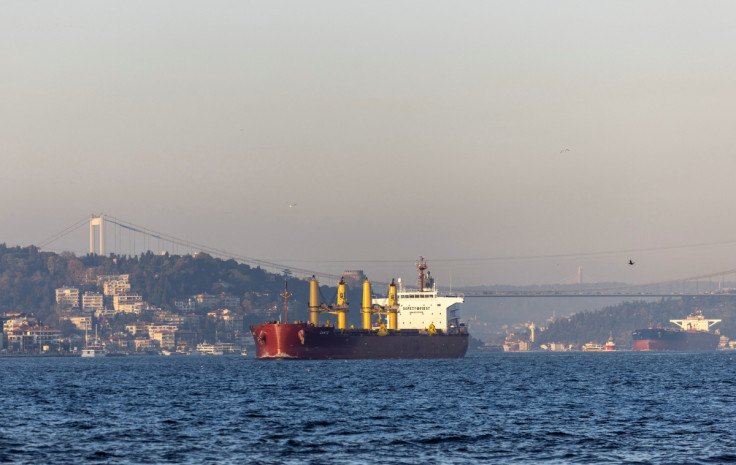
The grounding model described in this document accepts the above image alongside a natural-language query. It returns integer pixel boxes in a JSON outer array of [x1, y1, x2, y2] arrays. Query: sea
[[1, 352, 735, 465]]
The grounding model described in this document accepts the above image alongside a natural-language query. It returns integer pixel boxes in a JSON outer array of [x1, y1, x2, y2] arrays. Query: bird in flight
[[288, 203, 297, 208], [628, 260, 635, 266], [560, 148, 570, 154]]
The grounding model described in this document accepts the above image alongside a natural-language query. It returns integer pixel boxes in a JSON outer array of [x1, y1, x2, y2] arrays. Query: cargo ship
[[250, 258, 469, 359], [631, 309, 721, 351]]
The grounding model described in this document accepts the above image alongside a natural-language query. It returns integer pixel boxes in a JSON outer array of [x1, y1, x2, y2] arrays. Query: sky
[[2, 1, 736, 287]]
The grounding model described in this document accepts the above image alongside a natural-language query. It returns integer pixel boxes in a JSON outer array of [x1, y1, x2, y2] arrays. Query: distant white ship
[[194, 342, 244, 355], [81, 345, 107, 357], [81, 325, 107, 357], [582, 342, 604, 352]]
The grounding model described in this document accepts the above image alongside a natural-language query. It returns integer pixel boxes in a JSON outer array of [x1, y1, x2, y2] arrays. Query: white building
[[7, 326, 61, 350], [82, 292, 104, 313], [113, 294, 144, 313], [104, 279, 131, 296], [56, 287, 80, 309]]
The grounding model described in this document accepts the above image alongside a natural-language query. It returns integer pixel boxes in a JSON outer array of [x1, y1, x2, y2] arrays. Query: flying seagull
[[288, 203, 297, 208], [628, 260, 635, 266], [560, 148, 570, 154]]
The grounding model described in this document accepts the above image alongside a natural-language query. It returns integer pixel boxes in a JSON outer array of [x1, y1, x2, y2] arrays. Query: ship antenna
[[281, 280, 292, 324], [417, 256, 428, 290]]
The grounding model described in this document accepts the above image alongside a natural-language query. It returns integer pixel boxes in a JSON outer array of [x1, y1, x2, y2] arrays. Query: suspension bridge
[[34, 214, 736, 299]]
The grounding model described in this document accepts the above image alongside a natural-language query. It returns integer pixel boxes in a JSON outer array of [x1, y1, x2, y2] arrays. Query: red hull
[[250, 322, 469, 359]]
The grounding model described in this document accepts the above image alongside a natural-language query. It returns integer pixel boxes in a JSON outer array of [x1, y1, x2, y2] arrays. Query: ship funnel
[[309, 276, 320, 326], [362, 278, 372, 329]]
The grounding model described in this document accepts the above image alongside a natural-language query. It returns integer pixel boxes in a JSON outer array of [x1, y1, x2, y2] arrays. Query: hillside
[[0, 245, 310, 321], [0, 244, 379, 328], [536, 296, 736, 347]]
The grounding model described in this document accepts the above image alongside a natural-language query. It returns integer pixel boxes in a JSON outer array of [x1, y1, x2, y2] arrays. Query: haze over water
[[2, 352, 735, 464]]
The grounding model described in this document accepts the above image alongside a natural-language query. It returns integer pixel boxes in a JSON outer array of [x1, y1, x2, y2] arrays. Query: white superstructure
[[670, 309, 721, 332], [372, 258, 464, 332]]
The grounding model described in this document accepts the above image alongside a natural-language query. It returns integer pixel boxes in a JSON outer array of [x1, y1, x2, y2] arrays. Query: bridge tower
[[89, 214, 104, 255]]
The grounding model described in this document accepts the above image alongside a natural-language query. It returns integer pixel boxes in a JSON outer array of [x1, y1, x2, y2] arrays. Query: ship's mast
[[417, 257, 428, 291], [281, 281, 292, 324]]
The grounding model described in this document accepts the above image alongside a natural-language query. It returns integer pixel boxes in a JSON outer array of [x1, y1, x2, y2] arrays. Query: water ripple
[[1, 353, 736, 464]]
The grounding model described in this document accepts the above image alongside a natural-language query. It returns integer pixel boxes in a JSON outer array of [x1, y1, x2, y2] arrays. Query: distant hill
[[0, 244, 378, 328], [536, 296, 736, 347], [0, 245, 309, 321]]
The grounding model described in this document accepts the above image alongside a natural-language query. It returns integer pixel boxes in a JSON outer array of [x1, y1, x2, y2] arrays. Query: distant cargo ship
[[250, 258, 469, 359], [582, 335, 617, 352], [631, 309, 721, 351]]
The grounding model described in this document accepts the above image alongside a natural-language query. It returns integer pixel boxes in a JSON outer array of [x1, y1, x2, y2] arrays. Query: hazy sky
[[2, 1, 736, 287]]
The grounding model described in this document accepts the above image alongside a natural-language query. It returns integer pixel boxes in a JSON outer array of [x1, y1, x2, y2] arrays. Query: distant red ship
[[631, 309, 721, 351], [251, 258, 469, 360]]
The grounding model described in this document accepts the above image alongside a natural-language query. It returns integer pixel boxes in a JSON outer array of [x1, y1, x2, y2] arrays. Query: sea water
[[1, 352, 735, 464]]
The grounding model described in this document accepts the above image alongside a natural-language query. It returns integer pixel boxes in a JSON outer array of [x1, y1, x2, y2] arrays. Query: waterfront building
[[6, 325, 61, 351], [152, 330, 175, 350]]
